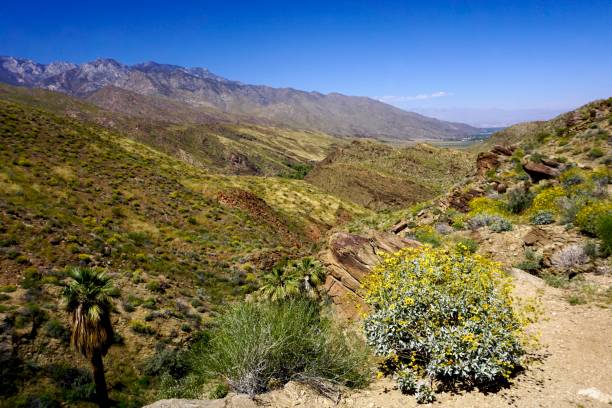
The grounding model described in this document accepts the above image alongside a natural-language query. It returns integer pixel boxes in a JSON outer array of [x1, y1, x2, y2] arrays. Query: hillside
[[0, 56, 479, 141], [0, 97, 369, 407], [0, 83, 342, 177], [306, 141, 473, 210]]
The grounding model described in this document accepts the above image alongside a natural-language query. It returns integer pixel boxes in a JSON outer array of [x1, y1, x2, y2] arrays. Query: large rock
[[447, 188, 485, 213], [476, 151, 500, 176], [522, 161, 560, 182], [321, 230, 420, 319], [491, 145, 514, 156]]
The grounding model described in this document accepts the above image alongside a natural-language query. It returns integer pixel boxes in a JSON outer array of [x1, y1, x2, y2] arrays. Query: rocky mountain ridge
[[0, 56, 479, 140]]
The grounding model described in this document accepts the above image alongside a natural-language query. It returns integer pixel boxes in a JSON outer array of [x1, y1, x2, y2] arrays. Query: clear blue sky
[[1, 0, 611, 124]]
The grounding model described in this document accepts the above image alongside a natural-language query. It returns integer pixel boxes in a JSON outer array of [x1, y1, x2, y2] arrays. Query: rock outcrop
[[320, 230, 420, 319], [522, 161, 560, 182], [476, 151, 500, 176]]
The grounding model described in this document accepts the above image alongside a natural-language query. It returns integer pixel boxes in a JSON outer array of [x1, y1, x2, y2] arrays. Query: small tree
[[63, 267, 115, 407], [256, 258, 326, 302], [257, 266, 301, 302]]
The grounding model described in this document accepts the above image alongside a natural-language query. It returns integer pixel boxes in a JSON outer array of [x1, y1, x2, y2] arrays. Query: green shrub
[[143, 344, 190, 379], [455, 238, 478, 254], [505, 188, 534, 214], [130, 320, 155, 335], [576, 201, 612, 235], [596, 214, 612, 257], [515, 249, 543, 271], [363, 247, 527, 401], [208, 383, 229, 399], [531, 211, 555, 225], [412, 225, 442, 247], [183, 299, 371, 396], [588, 147, 604, 159]]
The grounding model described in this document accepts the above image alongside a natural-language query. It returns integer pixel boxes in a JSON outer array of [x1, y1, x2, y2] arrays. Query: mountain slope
[[0, 83, 342, 176], [0, 56, 478, 140], [0, 96, 368, 406], [306, 141, 473, 210]]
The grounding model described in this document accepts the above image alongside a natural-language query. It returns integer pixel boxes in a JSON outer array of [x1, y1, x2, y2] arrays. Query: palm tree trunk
[[91, 352, 109, 407]]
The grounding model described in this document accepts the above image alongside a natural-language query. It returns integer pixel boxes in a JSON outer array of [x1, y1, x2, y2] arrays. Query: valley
[[0, 59, 610, 408]]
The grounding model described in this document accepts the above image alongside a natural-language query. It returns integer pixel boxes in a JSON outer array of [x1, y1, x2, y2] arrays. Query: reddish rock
[[522, 161, 560, 182], [492, 145, 514, 156], [448, 188, 485, 213], [476, 151, 500, 177], [321, 230, 420, 319], [541, 158, 562, 168], [523, 227, 549, 246], [496, 183, 508, 193]]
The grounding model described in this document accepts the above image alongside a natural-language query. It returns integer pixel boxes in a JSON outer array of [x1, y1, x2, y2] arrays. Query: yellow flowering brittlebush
[[575, 200, 612, 235], [530, 186, 565, 215], [363, 246, 526, 400]]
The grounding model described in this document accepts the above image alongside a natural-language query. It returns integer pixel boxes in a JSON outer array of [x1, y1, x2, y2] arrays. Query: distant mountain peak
[[0, 55, 479, 140]]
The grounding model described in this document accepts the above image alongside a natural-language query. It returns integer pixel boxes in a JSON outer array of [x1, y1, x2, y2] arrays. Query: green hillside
[[306, 141, 473, 210], [0, 97, 367, 407]]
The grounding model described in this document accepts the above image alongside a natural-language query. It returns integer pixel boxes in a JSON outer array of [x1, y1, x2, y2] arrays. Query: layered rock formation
[[320, 230, 420, 319]]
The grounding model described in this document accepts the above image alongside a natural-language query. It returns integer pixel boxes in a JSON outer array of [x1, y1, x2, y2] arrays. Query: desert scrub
[[468, 214, 513, 232], [468, 196, 508, 216], [505, 188, 534, 214], [411, 225, 442, 247], [169, 299, 371, 397], [575, 200, 612, 235], [363, 247, 527, 401], [514, 249, 543, 272], [530, 211, 555, 225], [530, 186, 565, 215], [550, 244, 588, 270]]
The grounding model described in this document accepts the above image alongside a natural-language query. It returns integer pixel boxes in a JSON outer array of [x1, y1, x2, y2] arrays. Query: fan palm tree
[[293, 257, 326, 298], [63, 267, 115, 407], [257, 266, 301, 302]]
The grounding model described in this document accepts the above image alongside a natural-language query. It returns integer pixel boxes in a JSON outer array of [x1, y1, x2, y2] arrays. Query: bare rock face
[[476, 151, 500, 176], [321, 230, 420, 319], [491, 145, 515, 156], [523, 227, 549, 246], [448, 187, 485, 213], [522, 161, 560, 182]]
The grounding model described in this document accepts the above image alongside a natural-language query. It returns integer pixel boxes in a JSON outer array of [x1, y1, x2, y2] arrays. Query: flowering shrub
[[530, 211, 555, 225], [530, 186, 565, 215], [469, 196, 508, 216], [363, 247, 526, 402], [575, 200, 612, 235]]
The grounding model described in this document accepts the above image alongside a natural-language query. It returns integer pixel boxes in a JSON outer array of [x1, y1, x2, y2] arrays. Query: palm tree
[[63, 267, 115, 407], [292, 257, 326, 298], [257, 266, 301, 302]]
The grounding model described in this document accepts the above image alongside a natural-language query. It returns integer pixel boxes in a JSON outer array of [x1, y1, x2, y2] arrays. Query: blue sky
[[1, 0, 611, 126]]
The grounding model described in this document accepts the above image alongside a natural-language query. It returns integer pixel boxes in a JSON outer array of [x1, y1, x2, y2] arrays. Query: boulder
[[321, 230, 420, 319], [491, 145, 514, 156], [541, 158, 562, 168], [496, 183, 508, 193], [476, 151, 500, 177], [390, 220, 408, 234], [522, 161, 560, 182]]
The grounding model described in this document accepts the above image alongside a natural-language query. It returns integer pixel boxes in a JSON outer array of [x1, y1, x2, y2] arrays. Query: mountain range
[[0, 56, 478, 140]]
